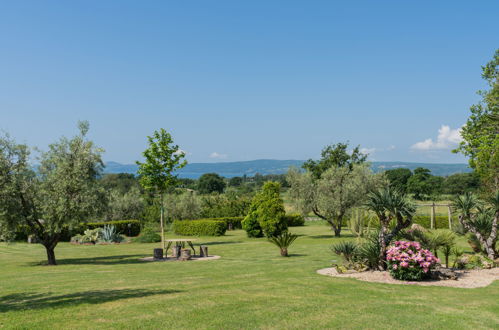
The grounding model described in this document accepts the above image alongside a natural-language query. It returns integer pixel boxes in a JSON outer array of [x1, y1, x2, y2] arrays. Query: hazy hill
[[104, 160, 471, 178]]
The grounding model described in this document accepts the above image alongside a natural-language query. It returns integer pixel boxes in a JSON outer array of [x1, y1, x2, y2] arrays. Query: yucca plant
[[268, 231, 298, 257], [331, 241, 358, 262]]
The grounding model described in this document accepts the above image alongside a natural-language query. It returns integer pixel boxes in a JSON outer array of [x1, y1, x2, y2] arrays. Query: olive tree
[[136, 129, 186, 251], [0, 122, 103, 265], [287, 164, 384, 237]]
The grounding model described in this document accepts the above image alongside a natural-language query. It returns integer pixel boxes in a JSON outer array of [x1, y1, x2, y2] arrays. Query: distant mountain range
[[104, 160, 471, 178]]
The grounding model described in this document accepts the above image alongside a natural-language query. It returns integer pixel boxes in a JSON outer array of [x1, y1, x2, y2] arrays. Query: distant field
[[1, 222, 497, 329]]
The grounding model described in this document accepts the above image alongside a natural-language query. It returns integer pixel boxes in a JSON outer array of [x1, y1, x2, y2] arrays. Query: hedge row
[[84, 220, 141, 236], [12, 220, 141, 242], [172, 219, 227, 236], [284, 214, 305, 226], [412, 215, 456, 229], [190, 217, 243, 230]]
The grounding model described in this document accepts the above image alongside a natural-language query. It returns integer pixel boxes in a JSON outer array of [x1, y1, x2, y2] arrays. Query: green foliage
[[288, 163, 385, 237], [99, 173, 140, 194], [173, 220, 227, 236], [283, 214, 305, 227], [190, 217, 244, 229], [302, 142, 367, 179], [242, 181, 286, 238], [84, 220, 141, 237], [197, 173, 226, 194], [455, 49, 499, 193], [407, 167, 433, 200], [136, 128, 187, 194], [106, 186, 144, 221], [199, 192, 252, 218], [163, 192, 202, 221], [331, 241, 358, 262], [0, 121, 104, 265], [385, 168, 412, 193], [132, 224, 161, 243], [99, 225, 124, 243], [356, 230, 383, 270], [268, 231, 298, 256], [412, 215, 455, 229], [443, 172, 480, 195], [347, 209, 373, 237]]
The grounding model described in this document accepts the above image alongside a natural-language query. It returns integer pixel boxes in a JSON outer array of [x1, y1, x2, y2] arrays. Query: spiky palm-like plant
[[452, 191, 498, 259], [365, 187, 416, 269], [268, 231, 298, 257]]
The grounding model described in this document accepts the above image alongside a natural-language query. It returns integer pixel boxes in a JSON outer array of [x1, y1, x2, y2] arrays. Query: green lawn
[[1, 222, 498, 329]]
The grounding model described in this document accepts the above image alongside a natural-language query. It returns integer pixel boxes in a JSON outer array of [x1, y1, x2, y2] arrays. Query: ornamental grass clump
[[386, 241, 439, 281]]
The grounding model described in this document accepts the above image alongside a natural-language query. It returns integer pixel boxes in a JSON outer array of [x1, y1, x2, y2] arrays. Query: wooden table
[[165, 238, 197, 255]]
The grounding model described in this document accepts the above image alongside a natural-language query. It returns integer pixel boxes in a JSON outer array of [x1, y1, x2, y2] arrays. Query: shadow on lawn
[[0, 288, 181, 313], [200, 241, 242, 246], [29, 254, 146, 266], [309, 233, 355, 239]]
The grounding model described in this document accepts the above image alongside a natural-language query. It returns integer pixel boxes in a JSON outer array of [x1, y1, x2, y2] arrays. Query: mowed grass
[[1, 222, 498, 329]]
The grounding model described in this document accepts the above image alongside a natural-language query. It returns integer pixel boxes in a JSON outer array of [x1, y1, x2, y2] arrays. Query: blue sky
[[1, 1, 498, 164]]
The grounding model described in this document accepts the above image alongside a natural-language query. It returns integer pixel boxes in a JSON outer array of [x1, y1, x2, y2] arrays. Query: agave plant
[[268, 231, 298, 257], [100, 225, 123, 243]]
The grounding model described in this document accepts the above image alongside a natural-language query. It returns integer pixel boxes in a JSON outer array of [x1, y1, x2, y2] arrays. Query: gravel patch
[[317, 267, 499, 288]]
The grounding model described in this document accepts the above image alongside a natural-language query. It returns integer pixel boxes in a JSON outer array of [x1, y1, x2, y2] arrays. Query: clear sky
[[1, 1, 498, 164]]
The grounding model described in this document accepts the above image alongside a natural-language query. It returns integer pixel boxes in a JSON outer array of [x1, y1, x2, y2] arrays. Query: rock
[[431, 266, 459, 280]]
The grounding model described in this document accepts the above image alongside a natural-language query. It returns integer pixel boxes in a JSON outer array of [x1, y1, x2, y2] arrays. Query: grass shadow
[[0, 289, 181, 313], [28, 254, 147, 266], [309, 233, 355, 239]]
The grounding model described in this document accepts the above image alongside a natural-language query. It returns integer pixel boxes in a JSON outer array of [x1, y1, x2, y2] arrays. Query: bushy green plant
[[75, 229, 100, 244], [173, 220, 227, 236], [99, 225, 123, 243], [331, 241, 358, 262], [283, 214, 305, 227], [189, 217, 244, 229], [356, 230, 383, 270], [84, 220, 141, 236], [242, 182, 287, 238], [132, 225, 161, 243], [268, 231, 298, 256]]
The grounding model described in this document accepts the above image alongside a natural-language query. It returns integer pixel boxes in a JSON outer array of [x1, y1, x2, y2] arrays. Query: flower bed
[[386, 241, 439, 281]]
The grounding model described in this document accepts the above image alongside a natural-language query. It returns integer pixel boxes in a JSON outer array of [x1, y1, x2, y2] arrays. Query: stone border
[[139, 255, 221, 262], [317, 267, 499, 289]]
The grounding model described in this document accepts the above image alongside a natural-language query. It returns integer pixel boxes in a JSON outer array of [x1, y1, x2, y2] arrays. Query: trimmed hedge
[[412, 216, 456, 229], [284, 214, 305, 226], [11, 220, 141, 242], [190, 217, 243, 230], [84, 220, 141, 236], [173, 219, 227, 236]]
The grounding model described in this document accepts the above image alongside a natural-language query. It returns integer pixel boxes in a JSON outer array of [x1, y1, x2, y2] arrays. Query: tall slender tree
[[136, 129, 186, 252]]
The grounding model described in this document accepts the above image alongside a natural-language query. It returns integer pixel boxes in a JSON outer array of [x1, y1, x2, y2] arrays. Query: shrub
[[173, 220, 227, 236], [190, 217, 243, 230], [84, 220, 141, 236], [132, 225, 161, 243], [242, 182, 287, 238], [386, 241, 439, 281], [331, 241, 358, 262], [356, 230, 382, 270], [268, 231, 298, 256], [99, 225, 124, 243], [283, 214, 305, 227], [412, 215, 455, 229]]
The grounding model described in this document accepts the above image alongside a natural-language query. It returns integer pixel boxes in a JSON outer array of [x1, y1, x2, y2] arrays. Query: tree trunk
[[160, 202, 165, 252], [45, 245, 57, 265], [333, 226, 342, 237], [280, 248, 288, 257]]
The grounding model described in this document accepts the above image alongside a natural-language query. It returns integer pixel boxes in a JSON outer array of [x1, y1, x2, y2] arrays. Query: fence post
[[430, 202, 435, 229], [447, 205, 452, 230]]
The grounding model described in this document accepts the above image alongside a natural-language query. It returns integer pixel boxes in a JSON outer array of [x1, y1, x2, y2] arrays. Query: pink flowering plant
[[386, 241, 439, 281]]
